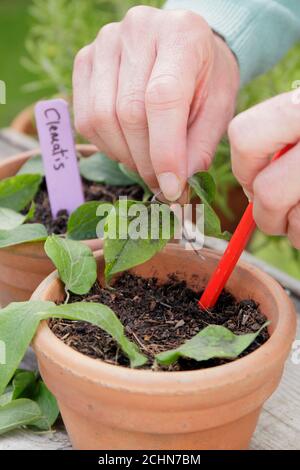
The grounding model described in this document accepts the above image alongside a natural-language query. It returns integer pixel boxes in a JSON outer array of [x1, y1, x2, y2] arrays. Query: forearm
[[164, 0, 300, 86]]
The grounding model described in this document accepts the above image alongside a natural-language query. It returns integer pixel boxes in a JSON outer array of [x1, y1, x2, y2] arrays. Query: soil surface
[[28, 179, 144, 235], [50, 272, 270, 371]]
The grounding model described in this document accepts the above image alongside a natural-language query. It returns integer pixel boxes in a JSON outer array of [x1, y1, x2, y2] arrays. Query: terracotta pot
[[0, 144, 101, 306], [10, 104, 36, 136], [32, 244, 296, 450], [10, 97, 70, 137]]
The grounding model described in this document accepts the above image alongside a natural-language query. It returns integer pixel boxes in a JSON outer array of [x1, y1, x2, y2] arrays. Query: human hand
[[228, 91, 300, 248], [73, 6, 239, 201]]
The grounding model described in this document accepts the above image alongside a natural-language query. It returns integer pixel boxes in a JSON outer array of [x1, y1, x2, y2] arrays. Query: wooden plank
[[0, 425, 72, 450], [251, 303, 300, 450]]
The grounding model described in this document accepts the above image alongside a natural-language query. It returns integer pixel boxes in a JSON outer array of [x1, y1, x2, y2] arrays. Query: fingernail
[[158, 172, 182, 202]]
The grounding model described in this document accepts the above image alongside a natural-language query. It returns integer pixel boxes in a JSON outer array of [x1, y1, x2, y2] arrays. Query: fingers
[[143, 10, 212, 201], [252, 142, 300, 236], [187, 35, 239, 176], [90, 23, 136, 169], [187, 81, 235, 176], [73, 7, 240, 204], [229, 92, 300, 248], [116, 11, 158, 189], [73, 44, 97, 143], [145, 43, 199, 201], [229, 91, 300, 194]]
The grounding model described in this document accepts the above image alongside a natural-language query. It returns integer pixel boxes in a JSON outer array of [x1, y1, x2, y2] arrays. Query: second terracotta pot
[[32, 244, 296, 450], [0, 144, 101, 306]]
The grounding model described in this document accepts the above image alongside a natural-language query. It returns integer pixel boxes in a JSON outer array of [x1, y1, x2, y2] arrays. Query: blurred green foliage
[[23, 0, 164, 95], [0, 0, 48, 127], [250, 232, 300, 280], [239, 43, 300, 110]]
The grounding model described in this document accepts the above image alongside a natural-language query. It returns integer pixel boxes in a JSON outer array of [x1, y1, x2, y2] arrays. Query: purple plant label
[[35, 99, 84, 218]]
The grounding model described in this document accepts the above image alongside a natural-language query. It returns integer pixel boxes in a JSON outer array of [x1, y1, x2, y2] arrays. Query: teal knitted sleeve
[[164, 0, 300, 85]]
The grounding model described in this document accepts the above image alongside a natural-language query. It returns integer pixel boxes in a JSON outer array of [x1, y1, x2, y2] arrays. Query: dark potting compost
[[28, 179, 144, 235], [50, 272, 270, 371]]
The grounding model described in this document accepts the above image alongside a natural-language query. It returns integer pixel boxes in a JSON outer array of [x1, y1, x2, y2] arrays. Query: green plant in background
[[238, 43, 300, 112], [0, 0, 51, 127], [23, 0, 163, 95]]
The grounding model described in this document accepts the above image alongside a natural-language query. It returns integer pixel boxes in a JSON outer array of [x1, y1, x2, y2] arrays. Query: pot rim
[[32, 244, 296, 395]]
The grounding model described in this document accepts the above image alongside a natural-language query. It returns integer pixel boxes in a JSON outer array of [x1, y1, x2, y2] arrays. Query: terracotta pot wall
[[32, 245, 296, 450]]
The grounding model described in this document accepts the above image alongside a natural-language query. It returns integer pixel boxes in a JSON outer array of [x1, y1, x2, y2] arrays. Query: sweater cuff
[[164, 0, 300, 86]]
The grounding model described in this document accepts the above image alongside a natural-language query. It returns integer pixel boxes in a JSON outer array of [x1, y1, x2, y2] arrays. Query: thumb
[[145, 43, 200, 202], [228, 91, 300, 193]]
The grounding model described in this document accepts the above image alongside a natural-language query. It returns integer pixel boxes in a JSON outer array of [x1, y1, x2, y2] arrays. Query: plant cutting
[[18, 0, 300, 288], [0, 174, 296, 449], [0, 144, 150, 306]]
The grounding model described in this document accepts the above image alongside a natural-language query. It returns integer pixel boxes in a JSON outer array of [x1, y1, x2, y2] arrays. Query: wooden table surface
[[0, 129, 299, 451]]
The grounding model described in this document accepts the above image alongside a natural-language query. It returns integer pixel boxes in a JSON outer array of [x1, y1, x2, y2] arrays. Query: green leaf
[[0, 202, 36, 231], [0, 301, 54, 396], [0, 399, 42, 435], [44, 235, 97, 294], [80, 152, 134, 186], [0, 390, 13, 406], [25, 201, 36, 222], [189, 172, 216, 204], [0, 299, 147, 398], [67, 201, 112, 240], [0, 174, 42, 211], [188, 172, 228, 239], [0, 208, 27, 230], [46, 302, 148, 368], [17, 155, 44, 176], [155, 322, 270, 366], [119, 164, 152, 200], [0, 223, 48, 248], [12, 371, 36, 400], [104, 200, 175, 283], [30, 381, 59, 431]]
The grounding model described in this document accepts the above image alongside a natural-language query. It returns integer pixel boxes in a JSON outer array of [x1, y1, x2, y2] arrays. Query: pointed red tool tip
[[198, 299, 208, 311], [198, 295, 212, 311], [198, 143, 296, 311]]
